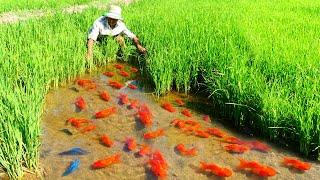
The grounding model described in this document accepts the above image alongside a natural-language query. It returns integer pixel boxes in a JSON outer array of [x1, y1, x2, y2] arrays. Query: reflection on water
[[40, 63, 320, 180]]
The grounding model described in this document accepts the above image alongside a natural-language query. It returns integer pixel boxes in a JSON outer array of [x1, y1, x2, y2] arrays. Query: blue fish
[[59, 147, 88, 156], [62, 159, 80, 176]]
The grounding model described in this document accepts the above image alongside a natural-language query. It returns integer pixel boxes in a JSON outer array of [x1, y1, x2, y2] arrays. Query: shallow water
[[40, 63, 320, 180]]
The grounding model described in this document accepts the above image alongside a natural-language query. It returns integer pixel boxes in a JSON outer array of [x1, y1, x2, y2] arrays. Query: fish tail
[[237, 159, 247, 170]]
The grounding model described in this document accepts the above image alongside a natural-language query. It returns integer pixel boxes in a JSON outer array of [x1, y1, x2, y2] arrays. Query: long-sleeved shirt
[[87, 16, 136, 41]]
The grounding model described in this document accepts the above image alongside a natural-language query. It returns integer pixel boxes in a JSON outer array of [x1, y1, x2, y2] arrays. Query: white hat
[[104, 5, 123, 20]]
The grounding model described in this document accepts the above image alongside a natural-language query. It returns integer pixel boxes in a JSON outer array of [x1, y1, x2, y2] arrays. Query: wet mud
[[40, 63, 320, 180]]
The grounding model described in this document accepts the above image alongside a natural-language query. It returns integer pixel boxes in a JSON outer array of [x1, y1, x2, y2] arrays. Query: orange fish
[[175, 98, 185, 106], [103, 71, 115, 77], [205, 128, 226, 138], [95, 107, 117, 119], [195, 130, 211, 138], [200, 161, 232, 177], [128, 84, 137, 90], [81, 125, 96, 133], [251, 166, 277, 177], [108, 80, 124, 89], [282, 157, 311, 171], [175, 144, 197, 156], [100, 91, 110, 101], [237, 159, 261, 170], [114, 64, 124, 69], [245, 141, 270, 152], [125, 137, 136, 151], [237, 159, 276, 177], [91, 153, 121, 169], [149, 150, 168, 178], [101, 135, 113, 147], [224, 136, 245, 145], [129, 99, 139, 109], [171, 119, 186, 129], [137, 105, 152, 127], [224, 144, 250, 153], [119, 70, 130, 77], [67, 118, 90, 128], [144, 129, 165, 139], [181, 109, 192, 117], [118, 93, 129, 105], [138, 145, 151, 156], [75, 96, 86, 110], [130, 67, 139, 73], [76, 79, 96, 90], [203, 115, 210, 122], [162, 102, 176, 112]]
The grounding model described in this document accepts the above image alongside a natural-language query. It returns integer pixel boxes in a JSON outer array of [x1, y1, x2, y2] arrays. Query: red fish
[[237, 159, 276, 177], [251, 166, 277, 177], [137, 105, 152, 127], [75, 97, 86, 110], [138, 145, 151, 156], [108, 80, 124, 89], [119, 70, 130, 77], [118, 93, 129, 105], [144, 129, 165, 139], [181, 109, 192, 117], [76, 79, 96, 90], [205, 128, 226, 138], [81, 125, 96, 133], [129, 100, 139, 109], [114, 64, 124, 69], [282, 157, 311, 171], [237, 159, 261, 170], [103, 71, 115, 77], [200, 161, 232, 177], [101, 135, 113, 147], [67, 118, 90, 128], [174, 98, 185, 106], [171, 119, 186, 129], [175, 144, 197, 156], [128, 84, 137, 90], [224, 144, 250, 153], [130, 67, 139, 73], [224, 136, 245, 145], [125, 137, 136, 151], [195, 130, 211, 138], [100, 91, 110, 101], [203, 115, 210, 122], [245, 141, 270, 152], [149, 151, 168, 178], [91, 153, 121, 169], [162, 102, 176, 112], [95, 107, 117, 119]]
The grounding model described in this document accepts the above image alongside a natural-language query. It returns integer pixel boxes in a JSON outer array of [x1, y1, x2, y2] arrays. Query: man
[[86, 5, 147, 60]]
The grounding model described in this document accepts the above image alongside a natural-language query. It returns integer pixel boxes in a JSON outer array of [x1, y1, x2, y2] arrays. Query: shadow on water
[[39, 62, 320, 180]]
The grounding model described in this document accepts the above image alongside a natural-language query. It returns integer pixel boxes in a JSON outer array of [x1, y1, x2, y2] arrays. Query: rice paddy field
[[0, 0, 101, 13], [0, 0, 319, 179]]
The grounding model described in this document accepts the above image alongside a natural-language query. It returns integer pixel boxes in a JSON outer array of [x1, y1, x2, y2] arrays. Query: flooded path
[[40, 63, 320, 180]]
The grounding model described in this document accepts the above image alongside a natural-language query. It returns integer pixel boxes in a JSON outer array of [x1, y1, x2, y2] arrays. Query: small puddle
[[40, 63, 320, 180]]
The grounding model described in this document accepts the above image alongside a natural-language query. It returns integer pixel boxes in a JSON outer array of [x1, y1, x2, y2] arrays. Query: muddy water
[[40, 63, 320, 180]]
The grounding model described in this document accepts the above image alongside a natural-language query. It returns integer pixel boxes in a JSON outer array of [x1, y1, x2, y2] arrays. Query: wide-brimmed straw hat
[[104, 5, 123, 20]]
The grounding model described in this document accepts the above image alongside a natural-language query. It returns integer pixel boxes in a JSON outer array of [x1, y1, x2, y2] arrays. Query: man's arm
[[133, 36, 147, 54], [86, 39, 95, 60]]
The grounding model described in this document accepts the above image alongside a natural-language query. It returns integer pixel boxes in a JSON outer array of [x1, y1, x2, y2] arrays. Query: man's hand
[[137, 45, 147, 54]]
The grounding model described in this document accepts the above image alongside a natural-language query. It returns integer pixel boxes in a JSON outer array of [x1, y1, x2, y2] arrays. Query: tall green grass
[[123, 0, 320, 159], [0, 0, 103, 13], [0, 8, 118, 178]]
